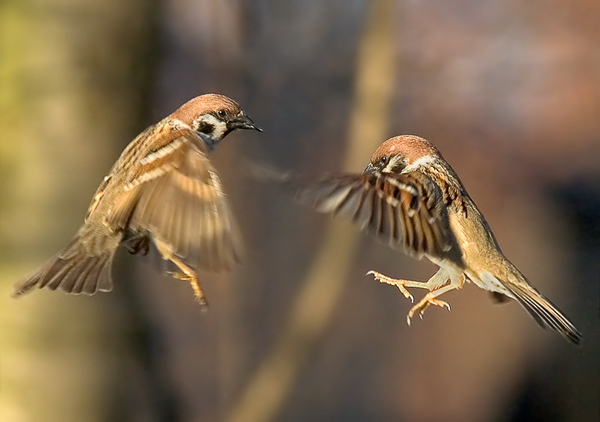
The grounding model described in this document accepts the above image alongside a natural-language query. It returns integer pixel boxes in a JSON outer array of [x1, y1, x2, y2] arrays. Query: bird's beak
[[363, 163, 377, 174], [229, 115, 264, 132]]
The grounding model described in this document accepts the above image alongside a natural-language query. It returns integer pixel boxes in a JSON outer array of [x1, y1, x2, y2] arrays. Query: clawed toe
[[168, 271, 189, 281], [167, 268, 209, 308], [126, 235, 150, 255], [406, 294, 451, 326], [367, 270, 415, 302], [366, 270, 386, 282], [196, 295, 209, 310]]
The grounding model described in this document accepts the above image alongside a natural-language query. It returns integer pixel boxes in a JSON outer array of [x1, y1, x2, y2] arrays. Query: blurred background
[[1, 0, 598, 421]]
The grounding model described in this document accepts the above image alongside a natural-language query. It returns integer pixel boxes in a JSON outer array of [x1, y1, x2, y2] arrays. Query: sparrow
[[13, 94, 262, 306], [298, 135, 581, 344]]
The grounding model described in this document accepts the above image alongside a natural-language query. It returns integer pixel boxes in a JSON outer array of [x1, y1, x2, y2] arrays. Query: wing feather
[[107, 131, 242, 272], [297, 171, 451, 259]]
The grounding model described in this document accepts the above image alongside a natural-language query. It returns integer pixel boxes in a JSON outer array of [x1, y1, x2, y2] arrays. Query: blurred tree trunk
[[225, 0, 396, 420], [0, 0, 158, 421]]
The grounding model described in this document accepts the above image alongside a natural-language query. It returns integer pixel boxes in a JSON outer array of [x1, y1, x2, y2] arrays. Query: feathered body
[[14, 94, 261, 303], [301, 135, 581, 344]]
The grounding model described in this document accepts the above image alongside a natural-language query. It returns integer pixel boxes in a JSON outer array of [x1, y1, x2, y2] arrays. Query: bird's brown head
[[364, 135, 441, 174], [171, 94, 262, 150]]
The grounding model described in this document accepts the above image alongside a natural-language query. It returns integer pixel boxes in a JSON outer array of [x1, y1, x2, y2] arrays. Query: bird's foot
[[406, 291, 451, 326], [168, 270, 209, 310], [126, 234, 150, 256], [368, 270, 431, 303]]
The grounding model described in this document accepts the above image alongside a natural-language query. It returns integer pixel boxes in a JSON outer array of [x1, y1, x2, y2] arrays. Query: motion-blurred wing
[[107, 130, 242, 272], [297, 171, 451, 259]]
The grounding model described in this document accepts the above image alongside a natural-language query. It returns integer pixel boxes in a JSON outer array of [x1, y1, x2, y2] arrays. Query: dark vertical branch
[[0, 0, 164, 420]]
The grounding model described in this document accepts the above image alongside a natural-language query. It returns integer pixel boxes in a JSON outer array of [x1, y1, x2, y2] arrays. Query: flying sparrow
[[13, 94, 262, 306], [298, 135, 581, 344]]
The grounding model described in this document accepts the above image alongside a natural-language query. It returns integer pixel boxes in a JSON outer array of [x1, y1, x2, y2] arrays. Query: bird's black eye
[[217, 109, 227, 119], [380, 156, 389, 166]]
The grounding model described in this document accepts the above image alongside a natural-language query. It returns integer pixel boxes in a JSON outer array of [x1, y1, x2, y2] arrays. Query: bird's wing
[[107, 129, 242, 272], [297, 170, 451, 259]]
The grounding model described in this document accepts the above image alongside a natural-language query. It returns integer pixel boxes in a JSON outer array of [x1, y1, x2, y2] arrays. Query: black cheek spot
[[198, 122, 215, 134]]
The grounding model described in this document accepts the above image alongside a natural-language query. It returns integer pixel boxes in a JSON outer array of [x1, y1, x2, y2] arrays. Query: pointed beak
[[363, 163, 377, 174], [229, 115, 264, 132]]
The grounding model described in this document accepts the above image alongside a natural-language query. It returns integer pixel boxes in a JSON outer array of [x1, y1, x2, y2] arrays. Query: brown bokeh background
[[1, 0, 598, 421]]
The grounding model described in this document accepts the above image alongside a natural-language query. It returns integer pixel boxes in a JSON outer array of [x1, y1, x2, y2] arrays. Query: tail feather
[[13, 239, 114, 298], [505, 282, 582, 345], [63, 256, 103, 294], [60, 257, 94, 293]]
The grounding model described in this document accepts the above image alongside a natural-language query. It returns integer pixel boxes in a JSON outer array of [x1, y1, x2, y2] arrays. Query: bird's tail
[[13, 237, 115, 297], [484, 270, 582, 345]]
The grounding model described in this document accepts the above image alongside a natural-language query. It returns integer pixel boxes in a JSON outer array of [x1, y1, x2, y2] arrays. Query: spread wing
[[107, 129, 242, 272], [297, 171, 451, 259]]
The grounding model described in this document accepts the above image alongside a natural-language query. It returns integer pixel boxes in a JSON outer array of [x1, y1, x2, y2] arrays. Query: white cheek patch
[[402, 155, 436, 173], [196, 114, 227, 139], [213, 125, 227, 139], [198, 114, 220, 126]]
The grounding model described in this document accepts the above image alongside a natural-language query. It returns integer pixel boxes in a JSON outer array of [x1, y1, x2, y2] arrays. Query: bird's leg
[[370, 268, 465, 324], [154, 238, 208, 308], [368, 267, 448, 302], [167, 255, 208, 308], [406, 284, 456, 325], [406, 271, 465, 325], [367, 271, 430, 302]]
